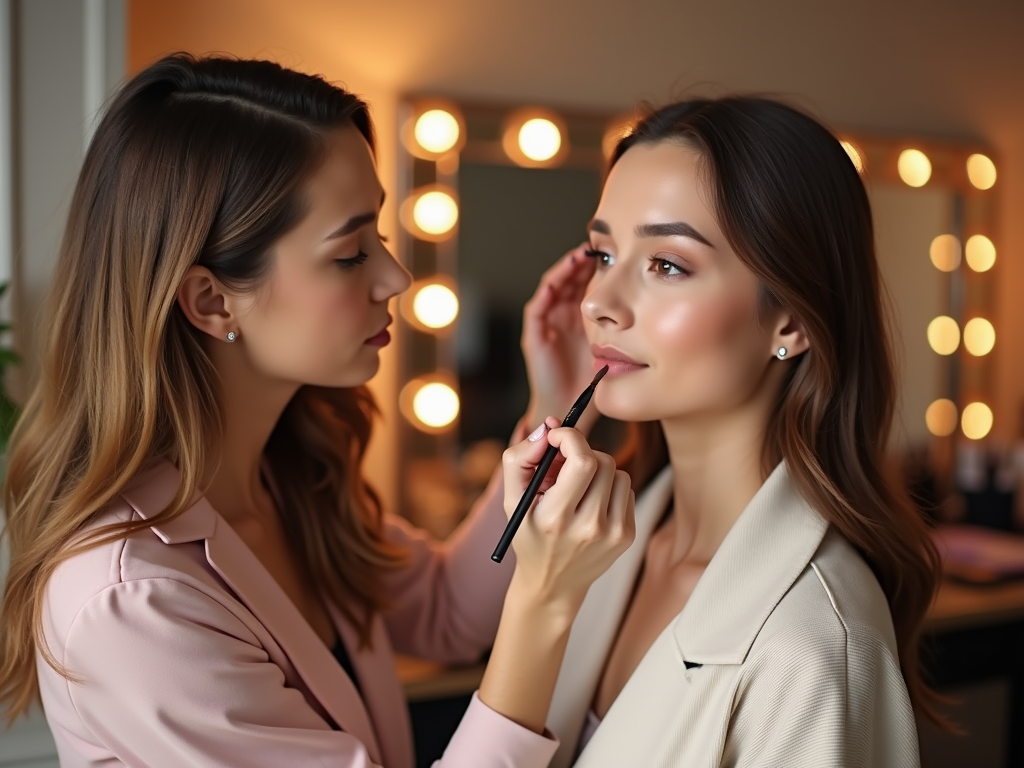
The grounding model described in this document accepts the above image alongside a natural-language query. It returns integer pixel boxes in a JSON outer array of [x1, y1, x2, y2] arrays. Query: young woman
[[530, 97, 941, 767], [0, 55, 635, 767]]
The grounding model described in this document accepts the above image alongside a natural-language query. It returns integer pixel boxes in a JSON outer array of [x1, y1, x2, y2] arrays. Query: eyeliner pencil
[[491, 365, 609, 564]]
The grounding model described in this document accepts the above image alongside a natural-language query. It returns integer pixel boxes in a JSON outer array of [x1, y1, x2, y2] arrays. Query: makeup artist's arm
[[521, 243, 599, 436]]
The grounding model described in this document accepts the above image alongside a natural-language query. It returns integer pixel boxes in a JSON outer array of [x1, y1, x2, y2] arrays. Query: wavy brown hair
[[613, 97, 942, 721], [0, 54, 405, 724]]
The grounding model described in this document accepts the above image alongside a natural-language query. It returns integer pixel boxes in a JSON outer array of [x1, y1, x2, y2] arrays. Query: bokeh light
[[965, 234, 996, 272], [929, 234, 961, 272], [412, 283, 459, 329], [966, 154, 997, 190], [927, 316, 960, 355], [963, 318, 995, 356], [898, 149, 932, 187], [961, 402, 993, 440], [414, 109, 461, 154], [925, 399, 958, 437]]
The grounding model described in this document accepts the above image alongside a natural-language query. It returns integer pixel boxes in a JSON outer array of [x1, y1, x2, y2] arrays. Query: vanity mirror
[[391, 97, 1000, 535]]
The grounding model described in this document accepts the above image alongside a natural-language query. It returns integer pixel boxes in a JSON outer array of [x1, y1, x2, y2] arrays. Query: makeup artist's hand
[[501, 421, 635, 611], [521, 243, 598, 436]]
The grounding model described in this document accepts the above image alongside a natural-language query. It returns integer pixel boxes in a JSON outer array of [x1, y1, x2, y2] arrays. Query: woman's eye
[[584, 248, 614, 268], [650, 256, 688, 277], [335, 252, 370, 269]]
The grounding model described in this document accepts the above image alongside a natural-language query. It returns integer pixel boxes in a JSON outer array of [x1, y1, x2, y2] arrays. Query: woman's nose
[[373, 249, 412, 303], [581, 277, 633, 328]]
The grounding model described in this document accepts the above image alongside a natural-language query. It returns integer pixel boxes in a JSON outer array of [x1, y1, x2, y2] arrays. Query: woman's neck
[[200, 345, 300, 524], [659, 403, 773, 565]]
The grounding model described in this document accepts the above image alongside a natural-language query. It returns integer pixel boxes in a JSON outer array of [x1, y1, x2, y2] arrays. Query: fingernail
[[527, 423, 548, 442]]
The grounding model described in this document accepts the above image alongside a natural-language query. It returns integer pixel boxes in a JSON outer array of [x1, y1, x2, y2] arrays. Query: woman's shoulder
[[751, 527, 898, 669], [42, 473, 216, 647]]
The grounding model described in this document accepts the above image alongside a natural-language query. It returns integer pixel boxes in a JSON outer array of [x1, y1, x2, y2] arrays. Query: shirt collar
[[661, 460, 829, 665]]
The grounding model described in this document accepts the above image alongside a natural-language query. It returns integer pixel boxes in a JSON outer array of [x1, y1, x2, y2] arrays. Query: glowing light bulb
[[412, 190, 458, 236], [927, 316, 960, 355], [962, 402, 993, 440], [518, 118, 562, 162], [414, 109, 460, 154], [413, 284, 459, 329], [965, 235, 996, 272], [840, 141, 864, 173], [966, 154, 997, 190], [963, 318, 995, 356], [929, 234, 961, 272], [925, 399, 958, 437], [898, 149, 932, 187], [412, 382, 460, 428]]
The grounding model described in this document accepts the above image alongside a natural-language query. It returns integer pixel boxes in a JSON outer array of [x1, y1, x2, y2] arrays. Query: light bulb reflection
[[518, 118, 562, 162], [925, 399, 958, 437], [927, 316, 960, 356], [411, 382, 460, 429], [963, 318, 995, 356], [412, 190, 458, 236], [898, 149, 932, 187], [966, 154, 997, 190], [929, 234, 961, 272], [962, 402, 993, 440], [413, 284, 459, 329], [965, 235, 996, 272], [414, 109, 460, 154]]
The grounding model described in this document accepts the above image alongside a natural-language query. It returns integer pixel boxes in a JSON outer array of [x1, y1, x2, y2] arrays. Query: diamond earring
[[777, 347, 788, 359], [226, 331, 238, 343]]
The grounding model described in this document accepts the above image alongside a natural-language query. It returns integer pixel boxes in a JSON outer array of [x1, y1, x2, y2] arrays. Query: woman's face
[[234, 125, 411, 389], [582, 140, 782, 424]]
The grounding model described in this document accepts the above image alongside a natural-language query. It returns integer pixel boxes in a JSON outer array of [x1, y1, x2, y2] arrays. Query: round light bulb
[[898, 149, 932, 187], [412, 382, 460, 428], [966, 154, 997, 190], [412, 190, 459, 236], [925, 399, 958, 437], [929, 234, 961, 272], [840, 141, 864, 173], [963, 317, 995, 356], [965, 234, 996, 272], [962, 402, 993, 440], [413, 284, 459, 329], [414, 109, 460, 154], [518, 118, 562, 162], [927, 316, 960, 355]]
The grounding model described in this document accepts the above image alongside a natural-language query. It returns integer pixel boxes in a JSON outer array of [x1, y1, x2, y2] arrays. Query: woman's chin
[[595, 387, 663, 424]]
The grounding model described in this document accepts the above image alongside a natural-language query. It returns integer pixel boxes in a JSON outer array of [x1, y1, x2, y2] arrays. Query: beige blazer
[[546, 462, 921, 768]]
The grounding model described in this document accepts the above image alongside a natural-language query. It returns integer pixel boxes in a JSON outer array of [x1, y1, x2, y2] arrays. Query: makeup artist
[[0, 54, 634, 768]]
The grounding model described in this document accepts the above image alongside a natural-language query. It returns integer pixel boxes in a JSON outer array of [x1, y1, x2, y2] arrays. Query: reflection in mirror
[[394, 101, 1001, 535]]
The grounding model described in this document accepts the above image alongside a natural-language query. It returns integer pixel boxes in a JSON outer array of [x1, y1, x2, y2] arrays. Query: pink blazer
[[37, 461, 558, 767]]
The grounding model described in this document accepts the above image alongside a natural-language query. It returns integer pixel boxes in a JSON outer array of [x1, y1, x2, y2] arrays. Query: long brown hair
[[613, 97, 942, 720], [0, 54, 405, 724]]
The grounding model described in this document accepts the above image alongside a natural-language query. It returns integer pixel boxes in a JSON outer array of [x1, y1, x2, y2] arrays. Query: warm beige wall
[[129, 0, 404, 511]]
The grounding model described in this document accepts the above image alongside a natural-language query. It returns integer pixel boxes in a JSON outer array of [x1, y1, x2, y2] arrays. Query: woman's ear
[[771, 312, 810, 360], [176, 265, 237, 342]]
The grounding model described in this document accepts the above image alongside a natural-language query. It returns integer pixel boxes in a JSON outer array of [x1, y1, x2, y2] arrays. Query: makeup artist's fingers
[[558, 449, 617, 535], [522, 244, 593, 333], [527, 427, 603, 522], [500, 417, 566, 515]]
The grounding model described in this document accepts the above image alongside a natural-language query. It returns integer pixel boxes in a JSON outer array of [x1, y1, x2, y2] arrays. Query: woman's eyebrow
[[587, 218, 713, 248], [636, 222, 713, 247], [322, 191, 387, 242]]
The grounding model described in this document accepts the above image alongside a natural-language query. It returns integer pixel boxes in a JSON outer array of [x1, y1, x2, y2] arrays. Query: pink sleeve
[[60, 578, 386, 768], [382, 467, 516, 663], [436, 693, 559, 768]]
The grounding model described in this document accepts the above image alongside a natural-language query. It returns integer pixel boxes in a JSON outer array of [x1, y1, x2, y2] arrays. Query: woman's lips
[[590, 345, 647, 375], [366, 319, 392, 347]]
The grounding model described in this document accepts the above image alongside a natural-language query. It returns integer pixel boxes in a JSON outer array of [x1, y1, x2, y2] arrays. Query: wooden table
[[922, 578, 1024, 766]]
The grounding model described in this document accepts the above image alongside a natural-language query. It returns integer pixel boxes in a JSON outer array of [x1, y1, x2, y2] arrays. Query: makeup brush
[[491, 365, 610, 564]]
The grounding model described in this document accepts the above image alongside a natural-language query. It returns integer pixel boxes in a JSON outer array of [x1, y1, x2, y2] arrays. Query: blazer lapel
[[121, 462, 384, 763], [547, 466, 674, 768]]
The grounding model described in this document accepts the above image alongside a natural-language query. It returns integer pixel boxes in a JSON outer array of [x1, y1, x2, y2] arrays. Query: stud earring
[[226, 331, 238, 343], [777, 347, 788, 360]]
